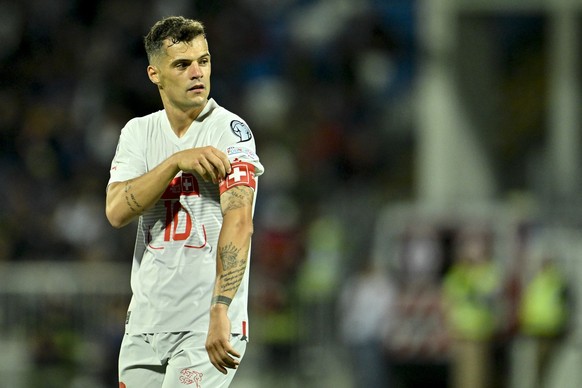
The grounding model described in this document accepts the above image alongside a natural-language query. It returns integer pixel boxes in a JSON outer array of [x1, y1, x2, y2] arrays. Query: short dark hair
[[144, 16, 206, 63]]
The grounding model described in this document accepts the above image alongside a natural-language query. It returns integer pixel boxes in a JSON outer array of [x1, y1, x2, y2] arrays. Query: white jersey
[[108, 98, 264, 336]]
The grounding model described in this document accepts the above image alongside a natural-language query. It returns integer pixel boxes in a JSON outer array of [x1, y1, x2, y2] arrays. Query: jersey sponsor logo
[[219, 162, 256, 194], [179, 368, 203, 386], [161, 173, 200, 199], [230, 120, 252, 142]]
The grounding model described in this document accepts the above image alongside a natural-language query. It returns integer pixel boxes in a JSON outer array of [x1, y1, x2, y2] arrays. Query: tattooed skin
[[219, 242, 240, 270], [218, 243, 249, 294], [124, 180, 143, 213], [211, 295, 232, 306], [220, 186, 254, 214], [215, 185, 254, 296]]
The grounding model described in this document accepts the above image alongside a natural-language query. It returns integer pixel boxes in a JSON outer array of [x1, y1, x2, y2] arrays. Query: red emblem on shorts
[[179, 368, 203, 386]]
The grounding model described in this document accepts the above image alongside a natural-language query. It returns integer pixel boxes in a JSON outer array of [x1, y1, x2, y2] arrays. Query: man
[[518, 257, 570, 388], [442, 229, 501, 388], [105, 16, 264, 388], [337, 260, 396, 388]]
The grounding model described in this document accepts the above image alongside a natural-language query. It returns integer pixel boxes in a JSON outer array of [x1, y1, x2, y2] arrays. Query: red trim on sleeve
[[219, 162, 256, 194]]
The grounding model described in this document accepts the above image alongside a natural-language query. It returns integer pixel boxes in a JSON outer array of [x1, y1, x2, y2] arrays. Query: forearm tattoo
[[221, 186, 254, 215], [218, 242, 248, 295], [124, 181, 143, 213], [219, 242, 240, 270], [211, 295, 232, 306]]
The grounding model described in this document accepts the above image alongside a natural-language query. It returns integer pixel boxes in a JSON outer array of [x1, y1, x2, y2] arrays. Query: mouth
[[188, 84, 205, 92]]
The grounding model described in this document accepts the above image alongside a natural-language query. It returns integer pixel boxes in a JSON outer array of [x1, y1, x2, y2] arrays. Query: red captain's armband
[[219, 161, 257, 195]]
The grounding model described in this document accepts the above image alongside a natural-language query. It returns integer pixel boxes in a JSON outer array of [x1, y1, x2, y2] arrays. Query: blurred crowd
[[0, 0, 417, 385], [0, 0, 416, 265], [3, 1, 577, 388]]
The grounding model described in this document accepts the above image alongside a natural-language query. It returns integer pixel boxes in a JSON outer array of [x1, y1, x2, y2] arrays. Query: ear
[[147, 65, 160, 85]]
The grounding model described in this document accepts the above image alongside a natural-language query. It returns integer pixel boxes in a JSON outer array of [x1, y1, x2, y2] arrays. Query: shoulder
[[120, 110, 165, 139], [204, 98, 240, 121], [205, 99, 253, 141], [124, 110, 164, 129]]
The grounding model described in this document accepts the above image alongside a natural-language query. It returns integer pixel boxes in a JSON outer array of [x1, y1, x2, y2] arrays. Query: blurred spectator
[[337, 259, 397, 388], [251, 194, 303, 388], [29, 298, 80, 387], [400, 225, 444, 286], [442, 228, 502, 388], [517, 257, 571, 388]]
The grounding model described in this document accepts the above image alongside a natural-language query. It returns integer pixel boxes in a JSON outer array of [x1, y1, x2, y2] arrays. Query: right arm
[[106, 146, 231, 228]]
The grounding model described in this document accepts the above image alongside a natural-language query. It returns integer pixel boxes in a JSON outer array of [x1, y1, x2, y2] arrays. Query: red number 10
[[163, 200, 192, 241]]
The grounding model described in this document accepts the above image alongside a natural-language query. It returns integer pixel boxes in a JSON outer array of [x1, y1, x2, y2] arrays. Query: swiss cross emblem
[[161, 173, 200, 199], [228, 166, 248, 183], [182, 174, 194, 192], [179, 368, 203, 386], [219, 162, 256, 194]]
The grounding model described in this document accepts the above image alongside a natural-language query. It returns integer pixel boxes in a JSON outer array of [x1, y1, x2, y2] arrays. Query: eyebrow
[[169, 52, 211, 66]]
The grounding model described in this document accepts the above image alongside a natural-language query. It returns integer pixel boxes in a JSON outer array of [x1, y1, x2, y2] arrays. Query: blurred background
[[1, 0, 582, 387]]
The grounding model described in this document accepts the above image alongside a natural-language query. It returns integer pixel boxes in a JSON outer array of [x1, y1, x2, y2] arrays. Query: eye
[[174, 61, 190, 69]]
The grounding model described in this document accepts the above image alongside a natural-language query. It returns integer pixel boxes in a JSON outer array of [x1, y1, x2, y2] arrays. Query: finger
[[221, 354, 239, 369], [213, 360, 228, 375], [217, 349, 238, 368], [207, 150, 231, 178], [219, 347, 240, 369], [217, 150, 232, 174], [191, 162, 209, 181], [227, 347, 241, 359], [207, 342, 239, 372], [208, 348, 228, 374], [198, 159, 219, 183], [198, 171, 212, 183]]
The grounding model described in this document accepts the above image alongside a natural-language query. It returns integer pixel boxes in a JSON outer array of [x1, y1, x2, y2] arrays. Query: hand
[[175, 146, 231, 183], [205, 305, 241, 374]]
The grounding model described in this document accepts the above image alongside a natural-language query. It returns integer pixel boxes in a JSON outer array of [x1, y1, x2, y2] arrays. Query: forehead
[[162, 35, 209, 61]]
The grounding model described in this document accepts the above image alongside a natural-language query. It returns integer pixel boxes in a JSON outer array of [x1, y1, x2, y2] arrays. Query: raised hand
[[175, 146, 231, 183]]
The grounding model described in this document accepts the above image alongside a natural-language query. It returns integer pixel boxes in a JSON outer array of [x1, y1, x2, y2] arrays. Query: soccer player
[[105, 16, 264, 388]]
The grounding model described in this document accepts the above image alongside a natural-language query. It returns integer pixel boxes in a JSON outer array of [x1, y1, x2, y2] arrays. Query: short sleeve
[[108, 120, 147, 186], [216, 118, 264, 194]]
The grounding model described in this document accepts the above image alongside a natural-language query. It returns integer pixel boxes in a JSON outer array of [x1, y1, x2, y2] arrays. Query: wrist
[[210, 303, 229, 318], [211, 295, 232, 308], [166, 152, 184, 174]]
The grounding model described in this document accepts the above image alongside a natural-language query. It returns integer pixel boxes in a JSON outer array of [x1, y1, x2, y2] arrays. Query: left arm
[[205, 185, 255, 374]]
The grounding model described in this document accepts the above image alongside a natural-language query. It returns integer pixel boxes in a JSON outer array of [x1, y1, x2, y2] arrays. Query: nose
[[189, 63, 203, 79]]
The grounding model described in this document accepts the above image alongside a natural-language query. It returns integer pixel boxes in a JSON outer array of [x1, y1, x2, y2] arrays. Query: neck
[[162, 98, 207, 138]]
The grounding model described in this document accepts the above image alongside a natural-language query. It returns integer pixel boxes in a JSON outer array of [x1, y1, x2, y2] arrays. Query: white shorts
[[118, 331, 247, 388]]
